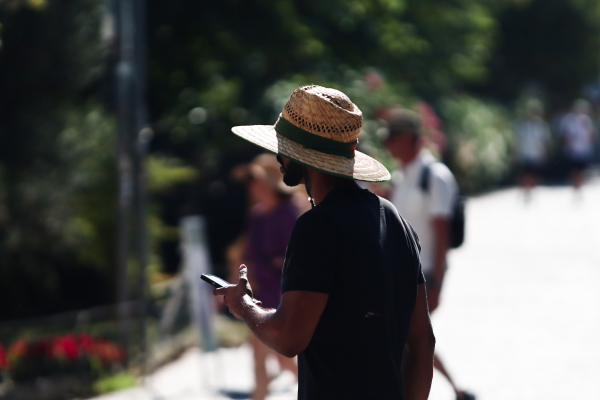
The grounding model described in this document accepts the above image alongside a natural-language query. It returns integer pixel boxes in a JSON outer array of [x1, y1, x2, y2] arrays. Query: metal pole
[[180, 216, 217, 352], [112, 0, 149, 368], [133, 0, 150, 372], [115, 0, 136, 353], [133, 0, 152, 373]]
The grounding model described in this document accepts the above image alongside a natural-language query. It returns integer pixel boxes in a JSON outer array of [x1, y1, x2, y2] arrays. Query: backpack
[[419, 164, 465, 249]]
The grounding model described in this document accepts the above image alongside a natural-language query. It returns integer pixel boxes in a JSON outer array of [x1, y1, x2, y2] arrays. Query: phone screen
[[201, 273, 261, 305], [201, 274, 231, 288]]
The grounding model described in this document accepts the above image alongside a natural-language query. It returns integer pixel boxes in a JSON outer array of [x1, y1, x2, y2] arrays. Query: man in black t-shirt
[[214, 85, 435, 400]]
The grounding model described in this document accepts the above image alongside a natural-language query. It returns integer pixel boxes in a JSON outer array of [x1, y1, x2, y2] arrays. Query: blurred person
[[515, 100, 551, 201], [559, 99, 597, 192], [214, 85, 435, 400], [384, 110, 475, 400], [235, 153, 301, 400]]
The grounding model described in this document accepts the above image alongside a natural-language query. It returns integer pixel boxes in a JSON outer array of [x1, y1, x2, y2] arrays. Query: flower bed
[[0, 333, 125, 383]]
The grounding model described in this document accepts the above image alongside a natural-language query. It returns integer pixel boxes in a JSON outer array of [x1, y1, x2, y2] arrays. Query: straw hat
[[232, 85, 391, 182]]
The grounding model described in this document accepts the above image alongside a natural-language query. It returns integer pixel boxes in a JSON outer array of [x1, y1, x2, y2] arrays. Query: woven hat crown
[[282, 85, 362, 144]]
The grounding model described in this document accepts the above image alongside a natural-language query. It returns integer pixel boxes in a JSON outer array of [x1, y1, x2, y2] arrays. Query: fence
[[0, 215, 227, 399]]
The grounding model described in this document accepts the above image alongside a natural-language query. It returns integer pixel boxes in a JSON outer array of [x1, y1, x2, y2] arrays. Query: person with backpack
[[384, 109, 474, 400]]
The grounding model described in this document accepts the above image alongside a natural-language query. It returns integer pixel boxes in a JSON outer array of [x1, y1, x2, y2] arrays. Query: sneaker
[[457, 391, 476, 400]]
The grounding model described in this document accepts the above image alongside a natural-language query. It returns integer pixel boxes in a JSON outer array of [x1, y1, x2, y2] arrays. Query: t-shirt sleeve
[[281, 211, 339, 295], [417, 263, 425, 284], [408, 223, 426, 285], [429, 165, 457, 217]]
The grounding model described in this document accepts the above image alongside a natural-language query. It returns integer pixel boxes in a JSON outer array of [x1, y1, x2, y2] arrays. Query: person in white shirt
[[559, 99, 597, 191], [384, 109, 474, 400]]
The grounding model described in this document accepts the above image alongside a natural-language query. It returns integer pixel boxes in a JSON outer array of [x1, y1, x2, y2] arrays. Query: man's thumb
[[239, 264, 248, 280]]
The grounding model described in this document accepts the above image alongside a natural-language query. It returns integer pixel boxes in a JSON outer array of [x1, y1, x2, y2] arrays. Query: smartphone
[[201, 273, 261, 304]]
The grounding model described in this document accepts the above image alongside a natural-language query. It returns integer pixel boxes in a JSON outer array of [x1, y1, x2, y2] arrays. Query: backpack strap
[[419, 164, 431, 193]]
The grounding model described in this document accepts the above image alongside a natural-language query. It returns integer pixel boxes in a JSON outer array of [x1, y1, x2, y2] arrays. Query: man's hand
[[214, 264, 327, 357], [213, 264, 261, 319]]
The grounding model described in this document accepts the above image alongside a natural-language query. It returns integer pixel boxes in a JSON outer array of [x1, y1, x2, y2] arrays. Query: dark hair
[[386, 109, 423, 140]]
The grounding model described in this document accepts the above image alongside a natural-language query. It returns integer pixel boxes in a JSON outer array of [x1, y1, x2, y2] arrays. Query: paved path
[[431, 179, 600, 400], [93, 180, 600, 400]]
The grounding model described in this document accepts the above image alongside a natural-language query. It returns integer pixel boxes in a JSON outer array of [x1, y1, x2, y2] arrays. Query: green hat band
[[274, 114, 358, 158]]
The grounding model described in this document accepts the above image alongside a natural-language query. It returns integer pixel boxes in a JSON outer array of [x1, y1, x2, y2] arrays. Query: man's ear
[[414, 135, 424, 150]]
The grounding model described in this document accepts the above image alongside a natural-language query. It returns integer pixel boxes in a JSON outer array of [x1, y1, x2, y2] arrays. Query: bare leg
[[434, 354, 461, 396], [428, 284, 474, 399], [251, 335, 269, 400], [519, 172, 537, 202], [572, 169, 584, 190], [275, 352, 298, 381]]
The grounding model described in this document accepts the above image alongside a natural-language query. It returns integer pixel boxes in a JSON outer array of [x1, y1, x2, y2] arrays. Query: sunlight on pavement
[[431, 179, 600, 400]]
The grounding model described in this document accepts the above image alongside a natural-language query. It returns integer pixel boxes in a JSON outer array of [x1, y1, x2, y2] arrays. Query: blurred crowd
[[515, 98, 598, 200]]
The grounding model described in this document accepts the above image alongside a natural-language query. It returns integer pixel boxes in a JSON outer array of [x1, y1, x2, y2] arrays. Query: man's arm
[[215, 265, 328, 357], [402, 284, 435, 400], [428, 216, 449, 311]]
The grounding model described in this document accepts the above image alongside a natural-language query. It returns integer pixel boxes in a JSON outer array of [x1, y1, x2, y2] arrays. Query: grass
[[93, 372, 137, 395]]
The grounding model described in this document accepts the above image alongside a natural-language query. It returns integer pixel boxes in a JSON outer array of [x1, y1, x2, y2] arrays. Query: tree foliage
[[0, 0, 114, 319], [476, 0, 600, 108], [146, 0, 497, 168], [0, 0, 197, 319], [440, 95, 514, 192]]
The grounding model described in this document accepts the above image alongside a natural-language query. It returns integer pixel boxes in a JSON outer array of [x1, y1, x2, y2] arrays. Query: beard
[[277, 155, 304, 187]]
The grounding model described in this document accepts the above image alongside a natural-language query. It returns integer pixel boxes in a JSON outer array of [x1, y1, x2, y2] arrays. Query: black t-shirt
[[281, 183, 425, 400]]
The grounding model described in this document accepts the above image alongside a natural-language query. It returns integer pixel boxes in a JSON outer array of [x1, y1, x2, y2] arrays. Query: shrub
[[439, 94, 514, 193], [2, 333, 125, 382]]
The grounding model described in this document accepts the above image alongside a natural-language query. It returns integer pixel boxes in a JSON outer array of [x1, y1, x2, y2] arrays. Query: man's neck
[[304, 168, 355, 206], [401, 150, 420, 168]]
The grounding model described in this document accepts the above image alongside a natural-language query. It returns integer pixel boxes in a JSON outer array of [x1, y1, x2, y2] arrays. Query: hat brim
[[232, 125, 391, 182]]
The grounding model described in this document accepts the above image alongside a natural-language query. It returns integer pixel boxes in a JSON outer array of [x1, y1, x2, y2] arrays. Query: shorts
[[569, 159, 589, 172], [519, 160, 543, 175]]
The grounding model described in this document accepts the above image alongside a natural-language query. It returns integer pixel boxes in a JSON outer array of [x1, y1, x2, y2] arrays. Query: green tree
[[0, 0, 201, 320], [146, 0, 497, 168], [0, 0, 114, 319], [143, 0, 503, 271], [475, 0, 600, 108]]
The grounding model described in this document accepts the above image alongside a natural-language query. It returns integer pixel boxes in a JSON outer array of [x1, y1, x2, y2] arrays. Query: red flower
[[76, 333, 95, 353], [364, 72, 383, 91], [51, 334, 79, 360], [3, 332, 126, 376], [415, 101, 447, 153], [7, 339, 28, 359], [0, 343, 8, 369], [91, 342, 123, 364], [30, 338, 51, 356]]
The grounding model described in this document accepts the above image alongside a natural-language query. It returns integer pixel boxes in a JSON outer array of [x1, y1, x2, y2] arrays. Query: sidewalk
[[93, 345, 297, 400], [431, 179, 600, 400], [94, 179, 600, 400]]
